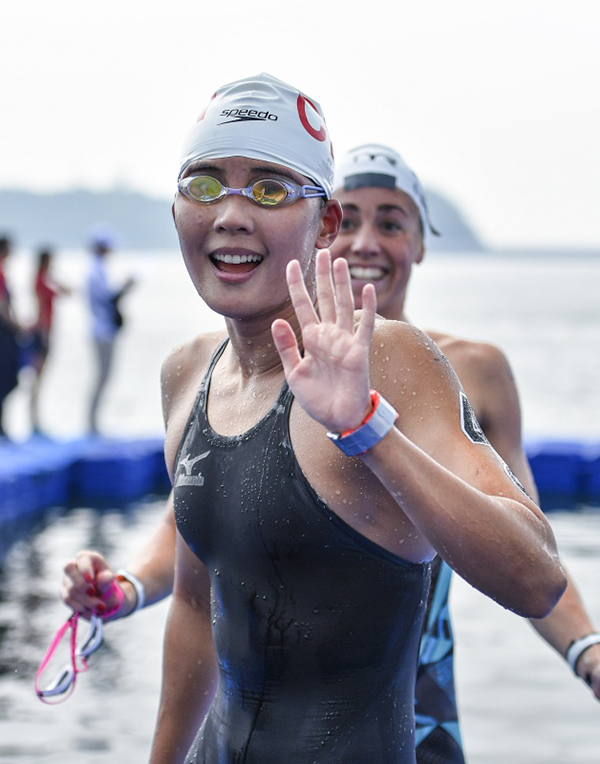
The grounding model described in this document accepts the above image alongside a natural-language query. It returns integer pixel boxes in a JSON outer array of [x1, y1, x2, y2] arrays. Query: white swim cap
[[335, 144, 439, 237], [178, 73, 335, 198]]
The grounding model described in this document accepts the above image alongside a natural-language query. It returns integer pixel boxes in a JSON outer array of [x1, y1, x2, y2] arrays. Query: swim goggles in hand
[[35, 580, 124, 704], [177, 175, 326, 207]]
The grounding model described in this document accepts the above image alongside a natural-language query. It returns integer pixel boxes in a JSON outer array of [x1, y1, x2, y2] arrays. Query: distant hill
[[0, 187, 485, 252], [426, 189, 485, 251]]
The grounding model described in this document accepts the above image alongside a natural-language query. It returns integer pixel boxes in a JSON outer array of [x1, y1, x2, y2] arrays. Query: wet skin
[[173, 156, 340, 325]]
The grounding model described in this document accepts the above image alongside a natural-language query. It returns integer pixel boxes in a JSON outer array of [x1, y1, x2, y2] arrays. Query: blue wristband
[[327, 391, 398, 456]]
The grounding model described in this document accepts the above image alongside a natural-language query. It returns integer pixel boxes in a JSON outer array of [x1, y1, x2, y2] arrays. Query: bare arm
[[59, 335, 219, 618], [272, 251, 566, 617], [460, 343, 600, 699], [150, 531, 218, 763], [61, 492, 176, 619]]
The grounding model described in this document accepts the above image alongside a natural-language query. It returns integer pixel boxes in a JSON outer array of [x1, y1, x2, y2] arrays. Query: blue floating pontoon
[[0, 436, 598, 530]]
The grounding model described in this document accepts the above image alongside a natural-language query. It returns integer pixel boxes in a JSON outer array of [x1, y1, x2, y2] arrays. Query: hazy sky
[[2, 0, 599, 248]]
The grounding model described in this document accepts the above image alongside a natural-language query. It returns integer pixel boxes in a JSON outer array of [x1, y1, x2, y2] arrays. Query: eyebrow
[[342, 203, 410, 216]]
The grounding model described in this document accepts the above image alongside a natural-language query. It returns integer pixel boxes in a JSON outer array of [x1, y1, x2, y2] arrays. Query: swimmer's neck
[[223, 309, 302, 380], [376, 301, 409, 324]]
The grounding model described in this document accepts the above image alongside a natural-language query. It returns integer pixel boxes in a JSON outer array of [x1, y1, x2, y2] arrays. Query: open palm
[[272, 250, 376, 433]]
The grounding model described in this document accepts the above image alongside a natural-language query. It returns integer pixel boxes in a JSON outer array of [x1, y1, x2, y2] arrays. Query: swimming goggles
[[35, 581, 124, 704], [177, 175, 327, 207], [34, 612, 103, 704]]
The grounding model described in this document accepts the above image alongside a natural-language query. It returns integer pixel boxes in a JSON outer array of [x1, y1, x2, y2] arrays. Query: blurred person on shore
[[0, 235, 24, 441], [86, 227, 135, 436], [27, 247, 72, 436], [59, 73, 567, 764]]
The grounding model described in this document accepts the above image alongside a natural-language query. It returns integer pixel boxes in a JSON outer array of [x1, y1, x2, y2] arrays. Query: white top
[[87, 254, 118, 341]]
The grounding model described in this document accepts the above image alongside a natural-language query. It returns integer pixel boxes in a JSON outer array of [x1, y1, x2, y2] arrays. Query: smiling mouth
[[348, 265, 388, 282], [211, 252, 264, 273]]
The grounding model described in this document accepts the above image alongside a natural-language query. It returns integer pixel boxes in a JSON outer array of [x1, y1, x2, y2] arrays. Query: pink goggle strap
[[35, 579, 125, 705]]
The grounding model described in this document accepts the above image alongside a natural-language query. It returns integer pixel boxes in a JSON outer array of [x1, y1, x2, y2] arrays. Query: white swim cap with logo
[[178, 73, 335, 198], [335, 144, 439, 238]]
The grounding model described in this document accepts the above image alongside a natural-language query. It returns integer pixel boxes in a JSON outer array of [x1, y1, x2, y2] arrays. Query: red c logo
[[297, 94, 327, 142], [197, 92, 217, 122]]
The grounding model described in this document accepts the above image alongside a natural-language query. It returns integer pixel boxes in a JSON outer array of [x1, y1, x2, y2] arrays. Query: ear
[[415, 237, 426, 265], [315, 199, 342, 249]]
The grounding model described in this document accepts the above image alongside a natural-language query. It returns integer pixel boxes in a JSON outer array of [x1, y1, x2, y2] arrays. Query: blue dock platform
[[0, 436, 599, 531], [0, 436, 170, 528]]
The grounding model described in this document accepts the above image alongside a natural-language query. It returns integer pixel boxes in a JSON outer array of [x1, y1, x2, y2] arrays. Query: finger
[[95, 568, 116, 596], [72, 550, 106, 584], [271, 318, 302, 379], [286, 260, 319, 329], [355, 283, 377, 347], [332, 256, 355, 333], [60, 575, 101, 614], [63, 558, 88, 588], [315, 249, 336, 324]]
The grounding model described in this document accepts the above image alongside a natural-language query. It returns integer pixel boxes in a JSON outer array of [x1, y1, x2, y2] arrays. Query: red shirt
[[35, 272, 58, 334]]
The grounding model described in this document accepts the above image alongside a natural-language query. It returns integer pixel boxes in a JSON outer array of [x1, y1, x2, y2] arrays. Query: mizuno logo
[[175, 450, 210, 488]]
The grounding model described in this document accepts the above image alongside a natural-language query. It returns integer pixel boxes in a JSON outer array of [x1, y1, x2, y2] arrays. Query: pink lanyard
[[35, 580, 124, 704]]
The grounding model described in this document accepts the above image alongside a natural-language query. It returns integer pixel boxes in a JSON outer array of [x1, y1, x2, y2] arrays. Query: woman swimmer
[[146, 73, 565, 763]]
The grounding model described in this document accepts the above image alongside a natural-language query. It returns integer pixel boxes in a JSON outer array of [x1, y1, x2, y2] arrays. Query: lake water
[[3, 248, 600, 441], [0, 250, 599, 762]]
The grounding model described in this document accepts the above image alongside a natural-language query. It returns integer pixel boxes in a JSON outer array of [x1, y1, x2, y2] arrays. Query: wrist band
[[327, 390, 398, 457], [565, 632, 600, 675], [116, 569, 146, 613]]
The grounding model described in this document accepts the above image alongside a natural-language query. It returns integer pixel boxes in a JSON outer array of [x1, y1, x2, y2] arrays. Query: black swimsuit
[[174, 340, 431, 764]]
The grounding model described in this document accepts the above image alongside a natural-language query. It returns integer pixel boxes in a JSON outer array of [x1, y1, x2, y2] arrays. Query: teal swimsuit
[[415, 557, 464, 763]]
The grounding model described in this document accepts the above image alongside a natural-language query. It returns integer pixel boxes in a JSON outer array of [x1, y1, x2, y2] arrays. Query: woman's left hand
[[271, 249, 376, 433]]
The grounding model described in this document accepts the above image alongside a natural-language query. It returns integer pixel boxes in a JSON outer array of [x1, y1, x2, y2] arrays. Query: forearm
[[61, 497, 176, 620], [530, 569, 600, 699], [360, 427, 566, 617], [150, 592, 218, 762], [118, 503, 177, 614]]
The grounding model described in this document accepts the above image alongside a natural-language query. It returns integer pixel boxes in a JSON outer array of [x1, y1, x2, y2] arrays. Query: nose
[[350, 224, 381, 258], [212, 195, 255, 235]]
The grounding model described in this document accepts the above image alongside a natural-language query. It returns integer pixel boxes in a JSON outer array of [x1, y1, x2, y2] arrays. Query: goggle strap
[[102, 579, 125, 619], [34, 613, 80, 705], [35, 582, 123, 704]]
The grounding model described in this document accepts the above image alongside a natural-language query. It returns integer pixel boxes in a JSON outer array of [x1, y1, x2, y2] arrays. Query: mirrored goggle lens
[[250, 179, 289, 206], [186, 176, 225, 202]]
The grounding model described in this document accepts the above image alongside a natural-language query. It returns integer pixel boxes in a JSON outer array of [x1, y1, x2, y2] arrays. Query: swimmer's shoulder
[[161, 330, 228, 414], [423, 328, 518, 428], [370, 317, 454, 380], [368, 317, 459, 410], [424, 328, 514, 390]]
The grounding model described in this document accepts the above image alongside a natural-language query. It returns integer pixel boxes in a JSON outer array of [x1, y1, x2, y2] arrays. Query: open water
[[0, 250, 599, 762]]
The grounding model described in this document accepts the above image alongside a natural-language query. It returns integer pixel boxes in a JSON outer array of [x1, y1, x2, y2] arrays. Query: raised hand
[[271, 249, 376, 433]]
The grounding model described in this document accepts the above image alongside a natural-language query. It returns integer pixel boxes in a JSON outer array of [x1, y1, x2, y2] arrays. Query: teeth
[[213, 253, 263, 264], [349, 266, 387, 281]]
